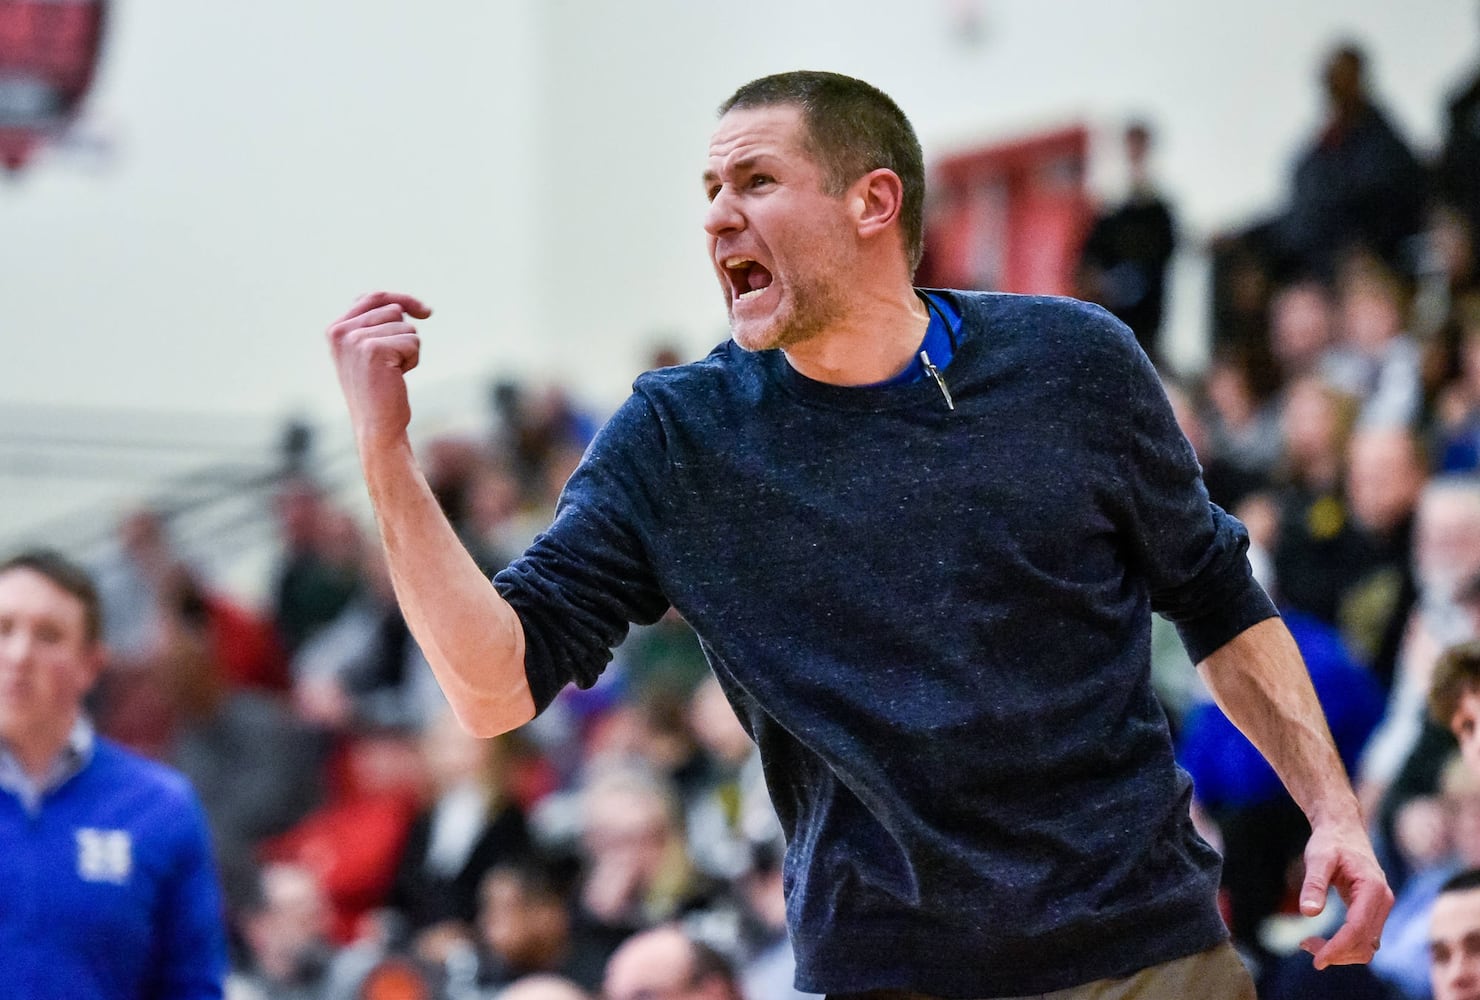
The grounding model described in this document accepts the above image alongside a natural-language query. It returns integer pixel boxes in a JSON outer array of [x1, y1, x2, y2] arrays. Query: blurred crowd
[[50, 28, 1480, 1000]]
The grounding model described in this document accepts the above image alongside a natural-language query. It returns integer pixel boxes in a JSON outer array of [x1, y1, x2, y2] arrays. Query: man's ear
[[851, 168, 905, 241]]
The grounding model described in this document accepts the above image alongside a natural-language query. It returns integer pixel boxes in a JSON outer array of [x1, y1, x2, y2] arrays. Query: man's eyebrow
[[702, 155, 774, 186]]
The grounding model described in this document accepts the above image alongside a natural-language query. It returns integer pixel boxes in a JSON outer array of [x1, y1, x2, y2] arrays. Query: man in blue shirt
[[0, 550, 227, 999], [325, 71, 1391, 997]]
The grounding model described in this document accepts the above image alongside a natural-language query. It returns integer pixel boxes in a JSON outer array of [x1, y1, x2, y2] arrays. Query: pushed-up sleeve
[[1086, 307, 1278, 664], [494, 391, 671, 713]]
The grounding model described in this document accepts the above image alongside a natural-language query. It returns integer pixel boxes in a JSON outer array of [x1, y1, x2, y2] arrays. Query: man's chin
[[729, 318, 782, 353]]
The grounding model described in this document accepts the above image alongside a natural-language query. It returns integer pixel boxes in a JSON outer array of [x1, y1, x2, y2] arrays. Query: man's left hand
[[1296, 816, 1395, 969]]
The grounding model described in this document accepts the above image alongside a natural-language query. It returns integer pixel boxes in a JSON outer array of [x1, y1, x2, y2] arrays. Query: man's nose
[[0, 631, 33, 668], [704, 188, 743, 238]]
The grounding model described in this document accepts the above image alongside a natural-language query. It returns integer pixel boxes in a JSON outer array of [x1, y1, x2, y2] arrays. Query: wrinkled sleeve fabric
[[494, 390, 671, 713], [1084, 305, 1279, 663]]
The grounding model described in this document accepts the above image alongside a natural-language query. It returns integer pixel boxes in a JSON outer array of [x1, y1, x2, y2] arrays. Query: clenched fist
[[326, 291, 432, 451]]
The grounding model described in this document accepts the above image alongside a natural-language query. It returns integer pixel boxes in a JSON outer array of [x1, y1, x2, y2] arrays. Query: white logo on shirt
[[76, 828, 132, 883]]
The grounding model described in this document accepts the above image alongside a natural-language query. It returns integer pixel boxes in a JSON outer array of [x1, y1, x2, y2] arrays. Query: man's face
[[703, 104, 856, 354], [0, 567, 102, 749], [1453, 689, 1480, 778], [1432, 885, 1480, 1000]]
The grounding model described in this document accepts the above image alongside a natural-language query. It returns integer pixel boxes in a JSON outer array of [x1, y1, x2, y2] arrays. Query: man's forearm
[[361, 438, 535, 737], [1196, 616, 1359, 826], [1197, 615, 1392, 965]]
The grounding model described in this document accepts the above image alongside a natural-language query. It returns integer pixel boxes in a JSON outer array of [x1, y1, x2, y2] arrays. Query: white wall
[[2, 0, 542, 424], [1, 0, 1475, 425]]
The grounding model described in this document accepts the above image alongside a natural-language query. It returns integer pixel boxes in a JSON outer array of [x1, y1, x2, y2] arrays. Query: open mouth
[[723, 256, 774, 303]]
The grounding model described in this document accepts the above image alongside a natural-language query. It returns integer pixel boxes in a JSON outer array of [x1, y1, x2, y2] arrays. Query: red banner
[[0, 0, 107, 172]]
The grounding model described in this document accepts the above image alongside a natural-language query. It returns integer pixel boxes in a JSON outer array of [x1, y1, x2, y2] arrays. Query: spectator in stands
[[682, 677, 760, 881], [602, 926, 744, 1000], [91, 507, 187, 662], [1269, 279, 1339, 384], [1271, 375, 1374, 622], [228, 862, 335, 1000], [1362, 480, 1480, 876], [1076, 120, 1177, 365], [475, 857, 610, 993], [1203, 349, 1284, 494], [575, 765, 723, 953], [1430, 868, 1480, 1000], [259, 725, 425, 944], [1374, 755, 1480, 999], [388, 709, 530, 952], [1160, 378, 1267, 520], [157, 578, 327, 910], [1324, 256, 1423, 430], [1341, 426, 1428, 689], [272, 481, 364, 658], [292, 546, 446, 734], [1275, 41, 1427, 281], [0, 550, 228, 998]]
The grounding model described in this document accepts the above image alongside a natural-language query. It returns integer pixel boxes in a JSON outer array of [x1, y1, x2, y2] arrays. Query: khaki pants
[[826, 942, 1258, 1000]]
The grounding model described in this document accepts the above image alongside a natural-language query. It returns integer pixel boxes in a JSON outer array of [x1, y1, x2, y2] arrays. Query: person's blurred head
[[479, 859, 575, 974], [1416, 478, 1480, 601], [1434, 641, 1480, 778], [239, 863, 332, 984], [1124, 121, 1152, 163], [0, 551, 106, 761], [1346, 426, 1428, 536], [496, 975, 591, 1000], [1434, 206, 1477, 289], [465, 462, 522, 536], [1270, 281, 1336, 376], [580, 767, 683, 886], [602, 926, 743, 1000], [1123, 120, 1154, 189], [1337, 260, 1410, 355], [687, 678, 753, 769], [1431, 868, 1480, 1000], [421, 707, 509, 803], [274, 479, 328, 550], [1322, 42, 1368, 112], [1280, 376, 1356, 483]]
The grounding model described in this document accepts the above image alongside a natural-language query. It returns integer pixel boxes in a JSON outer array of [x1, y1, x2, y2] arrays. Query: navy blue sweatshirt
[[495, 290, 1277, 997]]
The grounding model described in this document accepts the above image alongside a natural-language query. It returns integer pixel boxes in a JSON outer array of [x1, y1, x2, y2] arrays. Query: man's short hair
[[0, 549, 101, 644], [719, 70, 926, 276], [1432, 640, 1480, 727]]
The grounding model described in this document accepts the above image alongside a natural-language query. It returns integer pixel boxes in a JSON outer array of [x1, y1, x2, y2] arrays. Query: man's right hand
[[326, 291, 433, 450]]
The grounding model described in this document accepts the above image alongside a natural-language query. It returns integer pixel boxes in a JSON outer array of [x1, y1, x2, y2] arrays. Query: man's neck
[[781, 284, 930, 386], [4, 712, 79, 783]]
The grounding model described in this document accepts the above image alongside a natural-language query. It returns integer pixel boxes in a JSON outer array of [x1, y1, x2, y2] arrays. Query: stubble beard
[[729, 268, 849, 355]]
